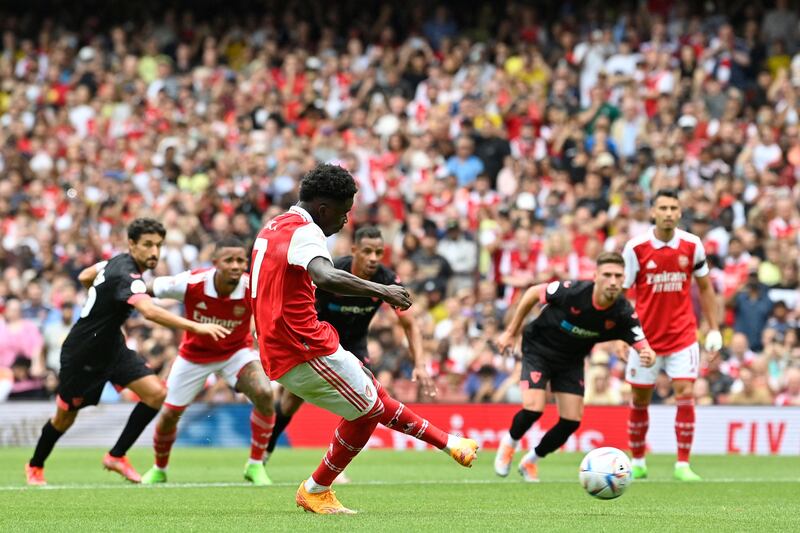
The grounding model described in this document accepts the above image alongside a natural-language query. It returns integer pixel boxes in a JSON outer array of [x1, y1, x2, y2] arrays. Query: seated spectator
[[693, 377, 715, 406], [446, 136, 484, 188], [7, 354, 48, 400], [703, 356, 734, 404], [761, 301, 796, 347], [729, 367, 774, 405], [585, 365, 623, 406], [651, 372, 674, 405], [0, 297, 45, 377], [466, 364, 505, 403], [774, 367, 800, 406]]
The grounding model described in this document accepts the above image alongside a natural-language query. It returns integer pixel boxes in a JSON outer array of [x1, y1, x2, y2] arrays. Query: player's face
[[651, 196, 681, 232], [129, 233, 164, 271], [595, 263, 625, 301], [352, 237, 384, 277], [317, 197, 353, 236], [213, 247, 248, 286]]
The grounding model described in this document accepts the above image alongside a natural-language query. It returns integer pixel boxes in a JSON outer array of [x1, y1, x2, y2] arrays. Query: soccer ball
[[579, 447, 632, 500]]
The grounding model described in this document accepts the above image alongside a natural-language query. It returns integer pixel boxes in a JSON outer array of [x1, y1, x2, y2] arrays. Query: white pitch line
[[1, 478, 798, 492]]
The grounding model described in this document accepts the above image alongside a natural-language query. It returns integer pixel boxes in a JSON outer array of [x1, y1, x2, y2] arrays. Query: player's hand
[[638, 347, 656, 368], [704, 330, 722, 361], [193, 323, 231, 341], [496, 330, 517, 357], [382, 284, 412, 310], [614, 341, 630, 363], [412, 365, 437, 399]]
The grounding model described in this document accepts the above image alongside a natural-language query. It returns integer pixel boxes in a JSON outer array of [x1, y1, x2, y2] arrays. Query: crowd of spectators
[[2, 0, 800, 407]]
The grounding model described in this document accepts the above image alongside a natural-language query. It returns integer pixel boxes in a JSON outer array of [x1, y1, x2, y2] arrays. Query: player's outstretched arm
[[307, 256, 412, 310], [131, 298, 230, 340], [397, 311, 437, 398], [496, 283, 547, 353], [696, 275, 722, 359]]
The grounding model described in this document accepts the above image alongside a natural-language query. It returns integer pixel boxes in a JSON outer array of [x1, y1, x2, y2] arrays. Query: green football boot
[[141, 467, 167, 484], [632, 465, 648, 480], [673, 464, 702, 481], [244, 462, 273, 486]]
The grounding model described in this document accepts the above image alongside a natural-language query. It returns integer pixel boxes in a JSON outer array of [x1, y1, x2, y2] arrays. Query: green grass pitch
[[1, 447, 798, 532]]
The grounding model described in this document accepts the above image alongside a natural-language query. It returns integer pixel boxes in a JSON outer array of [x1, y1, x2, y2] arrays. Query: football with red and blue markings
[[579, 447, 632, 499]]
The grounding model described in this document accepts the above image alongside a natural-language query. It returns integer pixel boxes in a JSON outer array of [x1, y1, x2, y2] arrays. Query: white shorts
[[165, 348, 260, 408], [277, 345, 378, 421], [625, 342, 700, 387]]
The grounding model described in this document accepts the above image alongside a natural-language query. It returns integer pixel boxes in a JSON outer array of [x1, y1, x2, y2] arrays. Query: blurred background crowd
[[2, 0, 800, 407]]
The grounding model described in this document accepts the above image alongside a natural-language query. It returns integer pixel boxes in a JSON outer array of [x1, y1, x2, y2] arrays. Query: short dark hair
[[214, 236, 246, 252], [652, 188, 680, 205], [596, 251, 625, 268], [128, 218, 166, 242], [354, 226, 383, 244], [299, 164, 358, 202]]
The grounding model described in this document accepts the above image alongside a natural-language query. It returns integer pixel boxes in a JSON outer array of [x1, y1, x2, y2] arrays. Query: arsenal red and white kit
[[250, 205, 378, 421], [249, 206, 340, 379], [623, 228, 708, 355], [153, 268, 258, 408], [153, 268, 253, 363]]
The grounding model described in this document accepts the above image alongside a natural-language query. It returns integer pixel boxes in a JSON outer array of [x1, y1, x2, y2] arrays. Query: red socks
[[376, 382, 448, 449], [154, 426, 177, 469], [250, 410, 276, 462], [675, 396, 695, 463], [311, 400, 384, 487], [628, 403, 649, 459]]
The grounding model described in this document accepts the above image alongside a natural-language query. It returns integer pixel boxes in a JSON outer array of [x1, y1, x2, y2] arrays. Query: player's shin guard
[[310, 400, 384, 489], [628, 403, 649, 459], [109, 403, 160, 458], [153, 426, 177, 469], [29, 421, 64, 468], [376, 381, 448, 449], [266, 402, 293, 454], [675, 396, 695, 463], [509, 409, 543, 441], [533, 418, 580, 458], [249, 409, 276, 462]]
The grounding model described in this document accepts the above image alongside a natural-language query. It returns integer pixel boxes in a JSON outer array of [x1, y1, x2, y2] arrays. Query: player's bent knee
[[281, 391, 304, 415], [52, 409, 77, 432], [144, 386, 167, 409], [672, 381, 693, 397], [161, 406, 184, 423], [559, 417, 581, 433], [252, 389, 274, 415], [630, 387, 653, 406]]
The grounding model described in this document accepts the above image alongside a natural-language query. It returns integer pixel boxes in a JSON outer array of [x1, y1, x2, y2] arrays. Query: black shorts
[[521, 350, 585, 396], [57, 346, 154, 411]]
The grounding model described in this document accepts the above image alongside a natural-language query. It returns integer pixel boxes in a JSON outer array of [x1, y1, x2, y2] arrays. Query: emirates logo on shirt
[[192, 310, 243, 329], [644, 271, 687, 293]]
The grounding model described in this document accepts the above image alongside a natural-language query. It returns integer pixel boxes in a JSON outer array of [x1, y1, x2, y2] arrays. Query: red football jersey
[[622, 228, 709, 355], [249, 206, 339, 379], [153, 268, 252, 363]]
